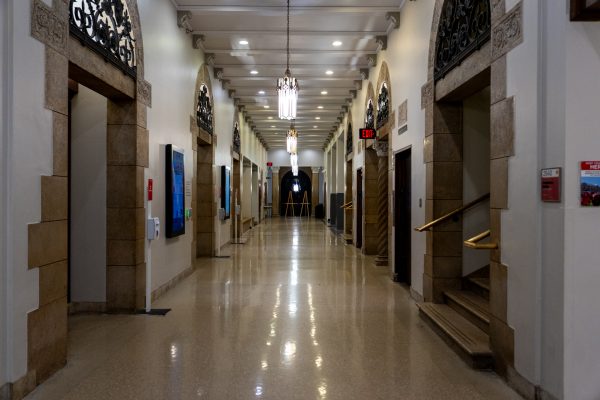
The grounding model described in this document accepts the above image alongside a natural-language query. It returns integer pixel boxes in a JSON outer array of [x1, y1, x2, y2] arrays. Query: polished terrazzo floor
[[27, 219, 521, 400]]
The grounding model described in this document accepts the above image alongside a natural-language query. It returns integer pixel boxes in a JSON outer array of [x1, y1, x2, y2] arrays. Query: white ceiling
[[172, 0, 402, 150]]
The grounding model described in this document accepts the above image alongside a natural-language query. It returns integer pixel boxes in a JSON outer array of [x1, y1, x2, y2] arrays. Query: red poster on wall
[[581, 161, 600, 206]]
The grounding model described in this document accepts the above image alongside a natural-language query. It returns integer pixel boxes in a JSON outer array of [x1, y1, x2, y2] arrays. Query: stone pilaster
[[374, 141, 389, 266], [272, 167, 280, 217]]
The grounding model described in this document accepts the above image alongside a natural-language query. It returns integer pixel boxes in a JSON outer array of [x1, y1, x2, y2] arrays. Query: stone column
[[311, 167, 320, 217], [374, 141, 389, 266], [272, 167, 280, 217]]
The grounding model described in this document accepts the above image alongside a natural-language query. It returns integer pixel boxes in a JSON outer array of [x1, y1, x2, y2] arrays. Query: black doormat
[[136, 308, 171, 316]]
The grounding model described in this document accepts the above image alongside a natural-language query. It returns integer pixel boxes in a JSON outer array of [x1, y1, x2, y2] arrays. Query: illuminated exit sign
[[359, 128, 376, 139]]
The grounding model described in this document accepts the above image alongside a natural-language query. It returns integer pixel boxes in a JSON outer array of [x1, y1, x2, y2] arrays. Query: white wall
[[562, 14, 600, 400], [369, 0, 431, 295], [139, 0, 201, 290], [0, 0, 7, 388], [462, 88, 491, 277], [5, 0, 48, 383], [268, 149, 324, 167], [70, 85, 107, 303]]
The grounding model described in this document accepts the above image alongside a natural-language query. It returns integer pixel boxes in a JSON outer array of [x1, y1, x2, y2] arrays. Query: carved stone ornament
[[177, 11, 193, 33], [373, 140, 389, 157], [205, 53, 216, 66], [193, 34, 205, 49], [492, 2, 523, 60], [386, 12, 401, 29], [137, 78, 152, 107], [360, 69, 369, 81], [398, 99, 408, 127], [367, 54, 378, 67], [32, 0, 68, 55], [376, 36, 388, 51], [421, 80, 433, 110]]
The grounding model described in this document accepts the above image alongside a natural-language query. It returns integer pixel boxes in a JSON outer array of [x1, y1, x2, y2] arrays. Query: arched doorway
[[280, 170, 312, 217]]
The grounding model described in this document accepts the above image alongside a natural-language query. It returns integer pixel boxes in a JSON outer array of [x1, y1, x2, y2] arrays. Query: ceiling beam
[[194, 29, 388, 37], [176, 5, 398, 13], [206, 49, 375, 55]]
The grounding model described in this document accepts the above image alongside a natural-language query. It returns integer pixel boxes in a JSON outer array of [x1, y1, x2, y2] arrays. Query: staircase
[[417, 266, 493, 369]]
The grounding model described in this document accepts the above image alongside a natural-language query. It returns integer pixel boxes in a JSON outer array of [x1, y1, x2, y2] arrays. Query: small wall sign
[[541, 168, 561, 202], [580, 161, 600, 206], [359, 128, 376, 139]]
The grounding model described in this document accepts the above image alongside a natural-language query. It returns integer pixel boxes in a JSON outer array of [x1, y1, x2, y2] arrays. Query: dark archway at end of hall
[[280, 170, 312, 216]]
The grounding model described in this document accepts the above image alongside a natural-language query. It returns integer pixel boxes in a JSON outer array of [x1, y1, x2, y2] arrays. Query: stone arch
[[191, 64, 216, 257], [421, 0, 524, 384], [26, 0, 152, 392]]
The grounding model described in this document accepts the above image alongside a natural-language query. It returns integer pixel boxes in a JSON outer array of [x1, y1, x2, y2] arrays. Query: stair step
[[444, 290, 490, 334], [465, 277, 490, 300], [418, 303, 493, 370]]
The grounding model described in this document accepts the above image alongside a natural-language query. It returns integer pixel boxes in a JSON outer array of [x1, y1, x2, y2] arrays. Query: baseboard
[[0, 371, 36, 400], [68, 302, 107, 315], [505, 365, 560, 400], [151, 264, 196, 302], [410, 287, 424, 303]]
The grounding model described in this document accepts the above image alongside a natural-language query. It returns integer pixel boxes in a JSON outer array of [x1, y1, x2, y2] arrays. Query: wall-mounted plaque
[[541, 168, 561, 203]]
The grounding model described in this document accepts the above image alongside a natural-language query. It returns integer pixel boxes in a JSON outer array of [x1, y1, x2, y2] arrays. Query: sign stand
[[285, 191, 296, 217], [299, 191, 310, 217]]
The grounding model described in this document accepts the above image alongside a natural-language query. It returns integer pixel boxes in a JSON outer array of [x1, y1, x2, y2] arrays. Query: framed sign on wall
[[571, 0, 600, 20], [166, 145, 185, 237], [221, 166, 231, 220]]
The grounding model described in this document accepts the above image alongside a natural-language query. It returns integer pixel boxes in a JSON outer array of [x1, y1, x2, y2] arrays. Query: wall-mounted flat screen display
[[221, 165, 231, 219], [166, 144, 185, 237]]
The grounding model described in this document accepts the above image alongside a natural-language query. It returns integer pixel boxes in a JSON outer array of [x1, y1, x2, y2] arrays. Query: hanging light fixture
[[277, 0, 299, 120], [286, 123, 298, 154], [290, 150, 299, 176]]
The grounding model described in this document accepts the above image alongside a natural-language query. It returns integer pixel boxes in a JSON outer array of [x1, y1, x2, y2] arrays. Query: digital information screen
[[166, 145, 185, 238], [221, 166, 231, 219]]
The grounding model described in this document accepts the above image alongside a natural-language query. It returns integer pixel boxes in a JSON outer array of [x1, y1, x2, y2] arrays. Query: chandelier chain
[[286, 0, 290, 72]]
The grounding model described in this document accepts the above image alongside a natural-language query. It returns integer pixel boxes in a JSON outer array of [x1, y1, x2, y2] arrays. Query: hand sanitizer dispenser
[[147, 217, 160, 240]]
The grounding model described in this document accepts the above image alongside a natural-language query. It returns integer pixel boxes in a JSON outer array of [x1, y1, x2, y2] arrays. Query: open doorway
[[68, 82, 107, 312], [394, 148, 411, 284], [280, 170, 312, 216], [344, 160, 353, 244]]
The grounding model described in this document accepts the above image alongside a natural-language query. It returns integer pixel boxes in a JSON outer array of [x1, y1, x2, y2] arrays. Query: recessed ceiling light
[[326, 70, 334, 75], [315, 117, 321, 120], [251, 70, 259, 75], [321, 91, 328, 95], [264, 105, 270, 109], [258, 90, 266, 95], [317, 105, 324, 109], [239, 40, 249, 45], [332, 41, 342, 47], [313, 125, 318, 128], [268, 116, 273, 120], [271, 125, 276, 128]]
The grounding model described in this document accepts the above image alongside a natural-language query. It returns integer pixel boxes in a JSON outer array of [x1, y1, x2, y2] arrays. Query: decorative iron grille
[[233, 122, 241, 154], [346, 123, 353, 155], [69, 0, 137, 78], [196, 84, 213, 134], [434, 0, 491, 82], [365, 100, 375, 131], [376, 83, 389, 128]]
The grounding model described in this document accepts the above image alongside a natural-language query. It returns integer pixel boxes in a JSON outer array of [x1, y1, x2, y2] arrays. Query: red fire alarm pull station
[[148, 179, 153, 201], [359, 128, 376, 139], [267, 162, 273, 167], [541, 168, 561, 202]]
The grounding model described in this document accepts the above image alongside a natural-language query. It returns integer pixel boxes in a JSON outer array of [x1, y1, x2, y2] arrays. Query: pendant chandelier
[[277, 0, 299, 120], [286, 123, 298, 154]]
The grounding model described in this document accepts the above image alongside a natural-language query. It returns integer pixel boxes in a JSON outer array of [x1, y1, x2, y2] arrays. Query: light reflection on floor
[[26, 218, 522, 400]]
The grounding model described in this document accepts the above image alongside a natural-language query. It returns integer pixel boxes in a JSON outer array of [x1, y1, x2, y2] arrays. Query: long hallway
[[27, 220, 520, 400]]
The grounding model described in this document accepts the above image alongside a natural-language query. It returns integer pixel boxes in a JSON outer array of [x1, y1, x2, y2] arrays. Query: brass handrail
[[414, 193, 490, 232], [340, 201, 353, 209], [464, 230, 498, 249]]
